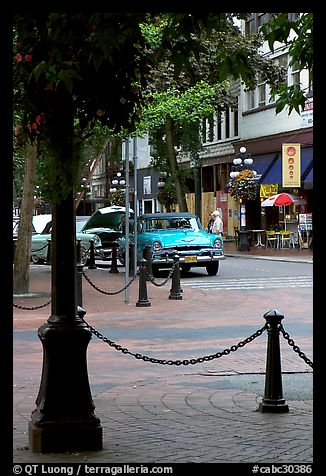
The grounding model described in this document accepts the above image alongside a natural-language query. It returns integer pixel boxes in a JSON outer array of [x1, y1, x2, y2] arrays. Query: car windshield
[[143, 217, 199, 232], [76, 219, 88, 232]]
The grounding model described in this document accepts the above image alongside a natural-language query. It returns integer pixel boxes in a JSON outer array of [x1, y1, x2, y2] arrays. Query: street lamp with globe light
[[226, 146, 259, 250]]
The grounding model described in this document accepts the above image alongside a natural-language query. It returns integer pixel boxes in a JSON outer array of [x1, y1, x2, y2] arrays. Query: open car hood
[[81, 206, 134, 232]]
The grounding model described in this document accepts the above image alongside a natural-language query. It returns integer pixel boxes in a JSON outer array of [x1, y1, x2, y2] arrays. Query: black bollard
[[88, 239, 97, 269], [109, 241, 119, 273], [258, 309, 289, 413], [46, 239, 51, 265], [169, 254, 182, 300], [143, 244, 153, 281], [136, 259, 151, 307]]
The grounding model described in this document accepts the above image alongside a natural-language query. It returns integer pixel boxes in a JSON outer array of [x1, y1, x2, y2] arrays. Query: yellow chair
[[279, 230, 294, 249], [265, 230, 278, 248]]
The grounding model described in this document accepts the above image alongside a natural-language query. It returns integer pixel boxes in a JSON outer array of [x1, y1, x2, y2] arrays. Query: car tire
[[31, 255, 44, 264], [80, 246, 89, 266], [181, 264, 192, 272], [152, 265, 160, 277], [206, 262, 219, 276]]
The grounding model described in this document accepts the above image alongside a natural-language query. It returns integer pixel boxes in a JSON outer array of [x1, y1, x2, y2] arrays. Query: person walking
[[211, 210, 223, 235]]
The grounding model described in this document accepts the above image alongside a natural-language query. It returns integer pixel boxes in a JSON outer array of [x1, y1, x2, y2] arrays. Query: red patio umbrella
[[261, 192, 307, 229]]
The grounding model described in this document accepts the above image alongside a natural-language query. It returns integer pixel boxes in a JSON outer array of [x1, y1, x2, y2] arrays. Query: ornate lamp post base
[[29, 420, 103, 453], [28, 320, 103, 453]]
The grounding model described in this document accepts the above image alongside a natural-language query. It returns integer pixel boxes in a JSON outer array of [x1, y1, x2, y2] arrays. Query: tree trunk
[[13, 142, 38, 294], [165, 117, 188, 212]]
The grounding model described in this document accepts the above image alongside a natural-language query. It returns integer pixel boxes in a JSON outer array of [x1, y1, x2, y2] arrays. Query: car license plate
[[184, 256, 197, 263]]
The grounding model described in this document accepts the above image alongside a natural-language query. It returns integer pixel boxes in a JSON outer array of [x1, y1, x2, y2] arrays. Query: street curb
[[224, 253, 313, 264]]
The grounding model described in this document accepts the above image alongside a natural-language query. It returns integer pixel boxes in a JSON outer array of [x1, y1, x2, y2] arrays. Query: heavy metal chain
[[147, 261, 176, 287], [81, 318, 268, 366], [82, 268, 140, 295], [13, 299, 51, 310], [30, 243, 49, 253], [279, 324, 313, 368]]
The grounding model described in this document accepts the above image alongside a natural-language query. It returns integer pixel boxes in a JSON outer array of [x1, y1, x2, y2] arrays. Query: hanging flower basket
[[227, 169, 259, 201]]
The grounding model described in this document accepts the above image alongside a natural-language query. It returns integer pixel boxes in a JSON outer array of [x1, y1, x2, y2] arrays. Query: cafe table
[[250, 229, 265, 247]]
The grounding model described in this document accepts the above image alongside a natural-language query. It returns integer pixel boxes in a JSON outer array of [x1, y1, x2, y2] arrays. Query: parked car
[[80, 205, 134, 259], [118, 212, 225, 276], [13, 215, 50, 261], [30, 219, 102, 265]]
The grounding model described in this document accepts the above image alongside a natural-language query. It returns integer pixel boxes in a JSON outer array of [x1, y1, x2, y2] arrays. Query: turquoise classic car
[[118, 212, 225, 276], [30, 217, 102, 265]]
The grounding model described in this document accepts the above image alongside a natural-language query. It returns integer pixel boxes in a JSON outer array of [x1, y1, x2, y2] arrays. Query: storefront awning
[[253, 152, 278, 178], [259, 146, 313, 186]]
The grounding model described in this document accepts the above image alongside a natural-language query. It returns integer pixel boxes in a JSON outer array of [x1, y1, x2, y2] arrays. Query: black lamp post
[[228, 146, 258, 251], [28, 97, 103, 454]]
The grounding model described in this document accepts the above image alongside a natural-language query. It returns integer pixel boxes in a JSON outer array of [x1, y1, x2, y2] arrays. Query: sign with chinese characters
[[260, 183, 278, 198], [282, 144, 301, 188]]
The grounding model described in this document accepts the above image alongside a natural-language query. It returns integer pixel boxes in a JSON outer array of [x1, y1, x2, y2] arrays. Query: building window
[[288, 13, 300, 21], [245, 13, 273, 35], [225, 109, 230, 138], [233, 107, 239, 136], [276, 54, 288, 85], [201, 117, 207, 143], [143, 176, 151, 195], [291, 60, 301, 86], [217, 109, 222, 140], [258, 73, 266, 106], [257, 13, 270, 28], [247, 90, 255, 110]]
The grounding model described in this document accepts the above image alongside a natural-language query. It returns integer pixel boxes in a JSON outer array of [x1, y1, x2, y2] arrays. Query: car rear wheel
[[206, 262, 219, 276], [31, 255, 44, 264]]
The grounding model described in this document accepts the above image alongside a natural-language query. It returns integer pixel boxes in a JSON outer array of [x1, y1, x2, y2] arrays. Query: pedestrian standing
[[211, 210, 223, 235], [206, 212, 214, 233]]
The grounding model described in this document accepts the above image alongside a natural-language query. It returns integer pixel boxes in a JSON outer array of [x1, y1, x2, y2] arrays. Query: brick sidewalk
[[13, 256, 313, 465]]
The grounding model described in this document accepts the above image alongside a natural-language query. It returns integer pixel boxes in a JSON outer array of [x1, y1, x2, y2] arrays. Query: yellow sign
[[260, 184, 278, 198], [282, 143, 301, 187]]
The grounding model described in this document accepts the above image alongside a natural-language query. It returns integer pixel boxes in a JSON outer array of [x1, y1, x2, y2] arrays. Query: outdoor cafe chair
[[279, 230, 295, 249], [265, 230, 278, 248]]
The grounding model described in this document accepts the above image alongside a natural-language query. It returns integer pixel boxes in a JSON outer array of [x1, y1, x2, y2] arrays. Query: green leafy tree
[[260, 13, 313, 114]]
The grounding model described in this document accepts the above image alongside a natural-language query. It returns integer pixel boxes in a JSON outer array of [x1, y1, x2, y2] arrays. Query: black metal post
[[143, 244, 152, 281], [75, 241, 83, 308], [109, 241, 119, 273], [46, 239, 51, 265], [129, 242, 135, 277], [28, 190, 102, 451], [87, 239, 97, 269], [169, 254, 182, 300], [136, 259, 151, 307], [258, 309, 289, 413]]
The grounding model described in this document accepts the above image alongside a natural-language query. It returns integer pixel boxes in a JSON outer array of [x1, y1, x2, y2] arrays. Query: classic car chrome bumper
[[152, 250, 225, 264]]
